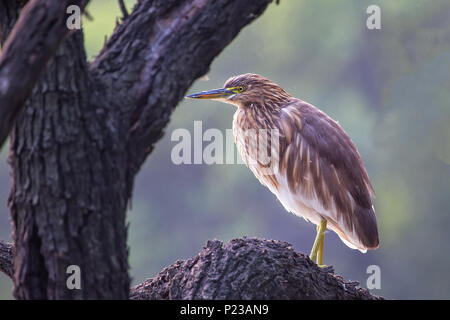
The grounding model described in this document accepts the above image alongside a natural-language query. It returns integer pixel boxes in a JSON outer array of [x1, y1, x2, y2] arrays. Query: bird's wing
[[276, 99, 379, 251]]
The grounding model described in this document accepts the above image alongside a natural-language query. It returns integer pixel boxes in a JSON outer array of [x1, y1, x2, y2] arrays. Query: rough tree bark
[[0, 0, 89, 146], [0, 241, 14, 279], [130, 238, 382, 300], [0, 0, 274, 299]]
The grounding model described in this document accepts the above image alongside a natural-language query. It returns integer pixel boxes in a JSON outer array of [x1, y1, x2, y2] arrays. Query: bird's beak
[[186, 88, 235, 100]]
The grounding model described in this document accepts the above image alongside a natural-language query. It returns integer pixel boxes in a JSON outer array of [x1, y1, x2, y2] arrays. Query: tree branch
[[118, 0, 129, 19], [90, 0, 274, 176], [130, 238, 383, 300], [0, 0, 89, 148]]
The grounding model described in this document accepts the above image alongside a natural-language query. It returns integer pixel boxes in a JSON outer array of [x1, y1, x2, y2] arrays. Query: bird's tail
[[328, 205, 379, 253]]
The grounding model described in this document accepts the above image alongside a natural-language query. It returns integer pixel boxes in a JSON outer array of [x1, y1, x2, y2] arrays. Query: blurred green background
[[1, 0, 450, 299]]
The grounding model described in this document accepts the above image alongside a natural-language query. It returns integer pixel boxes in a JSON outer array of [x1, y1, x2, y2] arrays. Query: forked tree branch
[[91, 0, 274, 175]]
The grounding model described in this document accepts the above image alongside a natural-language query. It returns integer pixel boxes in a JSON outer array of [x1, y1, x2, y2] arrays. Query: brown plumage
[[187, 73, 379, 261]]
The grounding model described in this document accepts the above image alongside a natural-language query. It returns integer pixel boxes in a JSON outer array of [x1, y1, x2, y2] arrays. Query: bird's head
[[186, 73, 291, 110]]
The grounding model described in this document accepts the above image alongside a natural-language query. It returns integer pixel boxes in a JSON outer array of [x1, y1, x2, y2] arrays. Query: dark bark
[[2, 238, 383, 300], [0, 241, 14, 279], [133, 238, 383, 300], [9, 30, 131, 299], [0, 0, 89, 147], [117, 0, 129, 19], [0, 0, 274, 299]]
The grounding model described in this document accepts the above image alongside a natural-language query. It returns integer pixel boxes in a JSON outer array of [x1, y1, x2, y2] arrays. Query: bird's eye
[[238, 86, 245, 92]]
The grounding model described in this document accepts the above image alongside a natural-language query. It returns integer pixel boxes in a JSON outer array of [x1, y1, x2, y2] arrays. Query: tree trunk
[[9, 30, 131, 299], [0, 0, 273, 299]]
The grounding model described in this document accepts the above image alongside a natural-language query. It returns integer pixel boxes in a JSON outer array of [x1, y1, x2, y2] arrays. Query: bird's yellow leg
[[309, 225, 321, 263], [309, 220, 327, 265], [317, 220, 327, 267]]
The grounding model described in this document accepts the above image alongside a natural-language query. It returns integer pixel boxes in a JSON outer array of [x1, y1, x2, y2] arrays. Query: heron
[[186, 73, 379, 266]]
